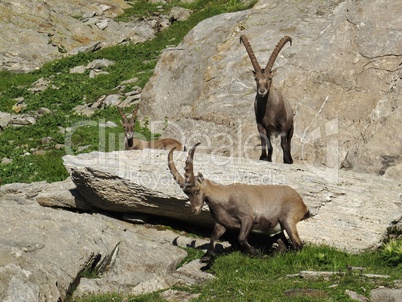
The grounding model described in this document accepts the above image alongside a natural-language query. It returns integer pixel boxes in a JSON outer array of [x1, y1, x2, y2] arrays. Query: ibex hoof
[[200, 253, 214, 263], [284, 158, 293, 164], [259, 156, 271, 161], [200, 257, 211, 263], [248, 247, 259, 257]]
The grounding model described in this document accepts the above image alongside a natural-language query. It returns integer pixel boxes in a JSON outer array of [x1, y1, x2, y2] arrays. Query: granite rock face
[[0, 180, 216, 300], [63, 149, 402, 254], [0, 0, 181, 72], [139, 0, 402, 180], [1, 146, 400, 300]]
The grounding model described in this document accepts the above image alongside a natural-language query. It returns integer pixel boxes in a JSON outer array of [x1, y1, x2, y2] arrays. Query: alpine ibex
[[240, 35, 294, 164], [118, 107, 185, 151], [168, 143, 310, 262]]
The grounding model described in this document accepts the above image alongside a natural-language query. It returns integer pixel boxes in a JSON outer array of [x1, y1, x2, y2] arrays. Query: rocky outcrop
[[0, 0, 191, 72], [139, 0, 402, 180], [1, 147, 400, 300], [62, 149, 402, 254], [1, 0, 401, 300], [0, 180, 217, 301]]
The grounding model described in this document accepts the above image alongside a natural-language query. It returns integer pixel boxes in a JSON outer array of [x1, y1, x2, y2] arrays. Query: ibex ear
[[197, 172, 204, 184], [270, 68, 278, 77]]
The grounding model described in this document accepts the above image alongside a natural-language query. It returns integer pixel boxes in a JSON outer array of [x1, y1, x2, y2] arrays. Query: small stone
[[1, 158, 12, 164], [70, 66, 86, 74]]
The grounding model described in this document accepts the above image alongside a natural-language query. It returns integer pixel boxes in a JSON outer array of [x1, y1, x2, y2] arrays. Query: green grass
[[2, 0, 400, 300], [73, 242, 402, 302], [0, 0, 257, 184]]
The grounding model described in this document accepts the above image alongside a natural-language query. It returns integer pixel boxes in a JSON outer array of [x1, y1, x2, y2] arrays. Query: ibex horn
[[265, 36, 292, 72], [184, 142, 201, 187], [131, 105, 139, 120], [240, 35, 262, 74], [118, 107, 126, 120], [168, 147, 185, 187]]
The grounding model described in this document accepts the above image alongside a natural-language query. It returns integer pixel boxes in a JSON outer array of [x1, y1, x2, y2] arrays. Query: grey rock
[[345, 289, 369, 302], [36, 107, 52, 116], [9, 115, 37, 126], [28, 78, 51, 93], [0, 112, 12, 128], [86, 58, 115, 70], [62, 149, 402, 253], [69, 42, 102, 56], [96, 19, 110, 30], [55, 143, 65, 150], [72, 104, 97, 117], [103, 94, 123, 107], [0, 179, 218, 300], [0, 0, 180, 72], [117, 78, 139, 90], [70, 65, 87, 74], [172, 259, 215, 286], [139, 0, 402, 180], [119, 95, 141, 108], [35, 178, 94, 211], [125, 87, 142, 96], [169, 7, 193, 22], [370, 288, 402, 302], [89, 69, 109, 78], [1, 158, 12, 165], [90, 95, 107, 108]]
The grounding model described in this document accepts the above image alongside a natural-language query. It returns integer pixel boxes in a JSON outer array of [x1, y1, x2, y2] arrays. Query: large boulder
[[0, 0, 173, 72], [62, 149, 402, 254], [0, 180, 215, 300], [139, 0, 402, 180]]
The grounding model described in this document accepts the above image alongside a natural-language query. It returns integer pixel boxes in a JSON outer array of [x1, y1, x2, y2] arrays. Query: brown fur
[[240, 35, 294, 164], [118, 107, 185, 151], [168, 143, 310, 262]]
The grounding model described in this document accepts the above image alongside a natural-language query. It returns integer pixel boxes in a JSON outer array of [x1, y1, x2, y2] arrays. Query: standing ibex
[[168, 143, 310, 262], [240, 35, 294, 164], [118, 107, 185, 151]]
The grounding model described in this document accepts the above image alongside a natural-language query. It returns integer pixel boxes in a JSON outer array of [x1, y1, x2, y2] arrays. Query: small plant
[[381, 239, 402, 266]]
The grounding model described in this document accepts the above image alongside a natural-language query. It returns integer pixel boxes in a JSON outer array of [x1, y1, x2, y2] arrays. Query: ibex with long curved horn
[[118, 107, 185, 151], [240, 35, 294, 164], [168, 143, 310, 262]]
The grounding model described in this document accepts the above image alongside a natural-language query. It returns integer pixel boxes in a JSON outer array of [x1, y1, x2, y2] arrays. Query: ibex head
[[118, 106, 138, 142], [168, 142, 205, 215], [240, 35, 292, 97]]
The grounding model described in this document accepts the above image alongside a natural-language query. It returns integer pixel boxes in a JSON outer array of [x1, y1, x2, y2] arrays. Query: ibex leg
[[201, 223, 226, 263], [281, 125, 293, 164], [257, 124, 272, 161], [281, 220, 303, 251], [275, 231, 291, 253], [238, 219, 258, 256]]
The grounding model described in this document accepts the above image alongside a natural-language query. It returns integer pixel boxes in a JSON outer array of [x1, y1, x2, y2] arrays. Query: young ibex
[[168, 143, 310, 262], [240, 35, 294, 164], [118, 107, 185, 151]]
